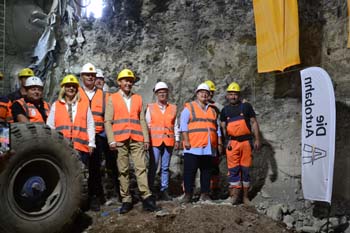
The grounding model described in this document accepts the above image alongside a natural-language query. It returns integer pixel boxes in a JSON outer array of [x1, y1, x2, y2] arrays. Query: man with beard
[[220, 82, 261, 205]]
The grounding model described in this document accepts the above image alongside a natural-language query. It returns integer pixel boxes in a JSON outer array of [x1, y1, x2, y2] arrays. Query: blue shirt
[[180, 103, 221, 156]]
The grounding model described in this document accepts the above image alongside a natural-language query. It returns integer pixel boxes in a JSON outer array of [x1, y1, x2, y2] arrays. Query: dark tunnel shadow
[[249, 136, 278, 199], [312, 101, 350, 221]]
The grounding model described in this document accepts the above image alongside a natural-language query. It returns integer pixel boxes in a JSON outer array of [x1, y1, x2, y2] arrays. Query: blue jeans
[[148, 143, 173, 192]]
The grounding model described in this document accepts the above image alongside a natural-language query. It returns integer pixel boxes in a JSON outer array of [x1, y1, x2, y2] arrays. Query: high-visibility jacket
[[226, 103, 252, 141], [15, 98, 50, 123], [185, 101, 218, 148], [148, 103, 177, 147], [54, 100, 90, 152], [111, 92, 144, 142], [0, 100, 10, 121], [79, 87, 107, 134]]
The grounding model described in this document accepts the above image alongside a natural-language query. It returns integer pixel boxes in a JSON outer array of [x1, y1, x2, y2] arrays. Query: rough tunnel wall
[[4, 0, 350, 206]]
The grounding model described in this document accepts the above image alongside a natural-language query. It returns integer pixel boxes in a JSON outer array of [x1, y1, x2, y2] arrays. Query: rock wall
[[5, 0, 350, 213], [55, 0, 350, 207]]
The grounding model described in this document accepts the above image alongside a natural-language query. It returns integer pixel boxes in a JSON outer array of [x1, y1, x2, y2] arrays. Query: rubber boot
[[229, 188, 240, 205], [242, 187, 251, 206]]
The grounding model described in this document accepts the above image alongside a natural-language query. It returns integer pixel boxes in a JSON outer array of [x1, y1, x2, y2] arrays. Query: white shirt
[[145, 101, 180, 142], [46, 100, 96, 148], [119, 90, 132, 113], [81, 84, 97, 100]]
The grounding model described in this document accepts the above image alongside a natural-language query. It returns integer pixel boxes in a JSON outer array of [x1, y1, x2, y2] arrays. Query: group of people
[[0, 63, 261, 214]]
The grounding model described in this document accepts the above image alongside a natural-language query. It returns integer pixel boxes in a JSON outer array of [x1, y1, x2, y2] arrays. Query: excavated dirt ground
[[72, 199, 292, 233]]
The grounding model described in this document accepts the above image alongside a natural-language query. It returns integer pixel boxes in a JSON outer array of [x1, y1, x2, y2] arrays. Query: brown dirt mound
[[82, 201, 291, 233]]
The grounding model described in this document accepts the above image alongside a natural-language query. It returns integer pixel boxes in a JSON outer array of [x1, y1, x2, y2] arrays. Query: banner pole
[[326, 203, 331, 233]]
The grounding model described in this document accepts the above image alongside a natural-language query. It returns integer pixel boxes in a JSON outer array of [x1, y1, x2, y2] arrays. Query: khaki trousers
[[117, 139, 151, 203]]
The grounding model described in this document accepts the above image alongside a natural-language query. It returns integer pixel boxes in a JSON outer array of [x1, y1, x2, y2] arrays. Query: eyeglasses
[[157, 91, 168, 95], [82, 73, 96, 77], [65, 84, 78, 88]]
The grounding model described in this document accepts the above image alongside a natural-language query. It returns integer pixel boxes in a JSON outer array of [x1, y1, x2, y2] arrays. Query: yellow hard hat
[[227, 82, 240, 92], [60, 74, 80, 87], [204, 80, 216, 91], [18, 68, 34, 78], [117, 69, 136, 81]]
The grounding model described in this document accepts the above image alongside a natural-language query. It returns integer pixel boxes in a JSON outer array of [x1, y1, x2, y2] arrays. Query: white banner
[[300, 67, 336, 204]]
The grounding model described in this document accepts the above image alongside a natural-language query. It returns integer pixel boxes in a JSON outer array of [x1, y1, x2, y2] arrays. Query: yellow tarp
[[253, 0, 300, 73], [348, 0, 350, 48]]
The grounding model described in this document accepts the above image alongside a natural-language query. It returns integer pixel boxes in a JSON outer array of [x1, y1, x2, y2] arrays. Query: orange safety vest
[[111, 92, 144, 142], [185, 101, 218, 148], [54, 100, 90, 152], [79, 87, 107, 134], [0, 100, 9, 121], [148, 103, 177, 147], [15, 98, 50, 123]]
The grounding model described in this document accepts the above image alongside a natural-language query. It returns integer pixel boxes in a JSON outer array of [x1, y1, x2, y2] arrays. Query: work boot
[[242, 187, 251, 205], [142, 196, 159, 212], [160, 189, 172, 201], [179, 193, 192, 204], [89, 195, 101, 212], [199, 193, 211, 202], [229, 188, 240, 205], [119, 202, 133, 214]]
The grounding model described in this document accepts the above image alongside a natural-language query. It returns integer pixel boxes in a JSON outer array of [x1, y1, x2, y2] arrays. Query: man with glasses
[[179, 83, 223, 203], [146, 81, 180, 201]]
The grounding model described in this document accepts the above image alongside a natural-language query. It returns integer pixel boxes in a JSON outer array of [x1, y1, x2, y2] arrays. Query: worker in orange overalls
[[11, 76, 50, 123], [204, 80, 223, 199], [105, 68, 158, 214], [146, 81, 180, 201], [180, 83, 223, 203], [220, 82, 261, 205]]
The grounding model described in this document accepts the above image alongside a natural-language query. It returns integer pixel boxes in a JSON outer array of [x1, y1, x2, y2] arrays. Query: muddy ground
[[72, 199, 291, 233]]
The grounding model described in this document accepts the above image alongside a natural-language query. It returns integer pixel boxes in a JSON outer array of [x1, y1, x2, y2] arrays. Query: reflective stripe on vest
[[16, 98, 50, 123], [148, 103, 177, 147], [79, 87, 106, 133], [111, 92, 144, 142], [185, 101, 218, 148], [226, 103, 251, 137], [54, 101, 90, 152]]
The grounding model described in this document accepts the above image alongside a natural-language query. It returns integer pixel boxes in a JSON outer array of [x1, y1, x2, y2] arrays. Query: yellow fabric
[[253, 0, 300, 73], [348, 0, 350, 48]]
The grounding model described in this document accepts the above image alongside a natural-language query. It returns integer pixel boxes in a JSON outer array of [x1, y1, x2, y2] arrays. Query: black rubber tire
[[0, 123, 86, 233]]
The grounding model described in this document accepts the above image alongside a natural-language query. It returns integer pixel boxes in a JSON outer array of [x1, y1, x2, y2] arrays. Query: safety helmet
[[25, 76, 43, 87], [153, 81, 168, 93], [80, 63, 97, 74], [96, 69, 104, 79], [19, 68, 35, 78], [226, 82, 240, 92], [196, 83, 210, 93], [0, 72, 3, 80], [117, 68, 136, 81], [60, 74, 80, 87], [204, 80, 216, 91]]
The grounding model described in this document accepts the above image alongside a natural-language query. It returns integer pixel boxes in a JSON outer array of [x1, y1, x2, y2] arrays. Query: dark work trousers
[[88, 134, 105, 198], [94, 134, 120, 198], [183, 153, 212, 194]]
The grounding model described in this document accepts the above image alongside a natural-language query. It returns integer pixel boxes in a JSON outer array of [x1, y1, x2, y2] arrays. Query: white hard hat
[[196, 83, 210, 93], [80, 63, 97, 74], [96, 69, 104, 78], [154, 81, 168, 93], [25, 76, 43, 87]]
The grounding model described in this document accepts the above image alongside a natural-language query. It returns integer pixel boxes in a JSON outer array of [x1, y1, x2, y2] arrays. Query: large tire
[[0, 123, 86, 233]]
